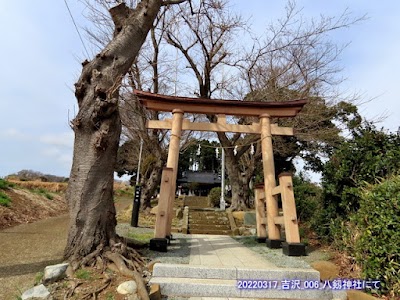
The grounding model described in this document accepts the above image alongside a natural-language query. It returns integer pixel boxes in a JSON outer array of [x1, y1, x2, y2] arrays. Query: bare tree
[[163, 0, 364, 210], [234, 1, 365, 175], [164, 0, 251, 209], [65, 0, 186, 269]]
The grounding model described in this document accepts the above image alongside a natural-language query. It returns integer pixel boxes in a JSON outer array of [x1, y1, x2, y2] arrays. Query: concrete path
[[151, 234, 343, 300], [189, 234, 276, 268], [0, 195, 132, 300], [0, 214, 69, 300]]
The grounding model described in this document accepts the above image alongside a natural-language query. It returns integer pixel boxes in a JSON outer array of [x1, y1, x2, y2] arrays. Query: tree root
[[81, 275, 111, 300], [104, 251, 150, 300], [64, 280, 82, 299], [81, 244, 103, 268], [132, 270, 150, 300], [104, 251, 134, 277], [66, 236, 150, 299]]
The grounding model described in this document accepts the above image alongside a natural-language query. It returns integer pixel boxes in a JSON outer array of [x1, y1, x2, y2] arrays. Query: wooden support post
[[279, 172, 306, 256], [165, 109, 184, 237], [278, 173, 300, 243], [154, 168, 173, 238], [255, 184, 267, 243], [260, 114, 281, 245]]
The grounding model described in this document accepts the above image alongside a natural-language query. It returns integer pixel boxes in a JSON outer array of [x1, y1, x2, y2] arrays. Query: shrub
[[0, 191, 11, 207], [353, 176, 400, 296], [322, 125, 400, 223], [293, 174, 323, 223], [0, 178, 13, 190], [208, 187, 221, 207], [34, 188, 54, 200]]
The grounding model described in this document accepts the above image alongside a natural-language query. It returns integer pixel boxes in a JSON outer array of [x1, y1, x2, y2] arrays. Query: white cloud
[[39, 132, 74, 148], [0, 128, 31, 140], [42, 147, 62, 157], [59, 154, 73, 168], [40, 144, 73, 174]]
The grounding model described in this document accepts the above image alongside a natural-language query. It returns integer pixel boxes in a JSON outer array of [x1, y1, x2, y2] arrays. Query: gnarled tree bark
[[64, 0, 172, 265]]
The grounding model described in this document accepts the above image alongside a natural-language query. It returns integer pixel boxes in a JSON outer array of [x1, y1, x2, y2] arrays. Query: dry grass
[[8, 180, 67, 192], [117, 199, 183, 230], [8, 180, 130, 193], [331, 250, 362, 279]]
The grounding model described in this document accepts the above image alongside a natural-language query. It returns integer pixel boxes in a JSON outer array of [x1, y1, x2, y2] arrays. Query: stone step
[[153, 263, 320, 281], [189, 224, 231, 231], [189, 215, 228, 221], [189, 294, 346, 300], [189, 229, 232, 235], [151, 263, 346, 300], [189, 220, 229, 225], [188, 210, 231, 234], [189, 213, 227, 217], [189, 298, 282, 300], [190, 211, 227, 215], [151, 263, 332, 299], [189, 218, 229, 225], [189, 214, 228, 218], [184, 197, 210, 208], [189, 215, 228, 220], [150, 277, 332, 299], [190, 207, 224, 211]]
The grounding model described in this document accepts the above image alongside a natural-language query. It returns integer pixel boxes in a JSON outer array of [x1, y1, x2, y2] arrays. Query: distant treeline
[[6, 170, 68, 183]]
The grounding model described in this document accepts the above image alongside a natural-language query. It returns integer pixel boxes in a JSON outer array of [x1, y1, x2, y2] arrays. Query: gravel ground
[[234, 236, 333, 269]]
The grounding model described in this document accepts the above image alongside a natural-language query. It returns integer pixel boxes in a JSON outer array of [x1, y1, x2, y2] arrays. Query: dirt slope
[[0, 188, 67, 230]]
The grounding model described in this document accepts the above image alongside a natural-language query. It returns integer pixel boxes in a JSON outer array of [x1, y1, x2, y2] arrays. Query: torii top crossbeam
[[134, 90, 307, 117]]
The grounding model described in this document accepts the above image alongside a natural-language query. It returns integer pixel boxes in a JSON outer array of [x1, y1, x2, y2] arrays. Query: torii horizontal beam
[[134, 90, 307, 117], [147, 118, 294, 135]]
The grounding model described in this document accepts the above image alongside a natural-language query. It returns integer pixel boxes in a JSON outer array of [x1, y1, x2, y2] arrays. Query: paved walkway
[[189, 234, 276, 268], [188, 235, 280, 300], [0, 196, 132, 300], [150, 234, 345, 300], [0, 214, 69, 300]]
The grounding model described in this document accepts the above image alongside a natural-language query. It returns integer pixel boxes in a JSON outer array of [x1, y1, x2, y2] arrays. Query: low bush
[[34, 188, 54, 200], [0, 178, 13, 190], [293, 174, 323, 224], [208, 187, 221, 207], [353, 176, 400, 296], [0, 191, 11, 207]]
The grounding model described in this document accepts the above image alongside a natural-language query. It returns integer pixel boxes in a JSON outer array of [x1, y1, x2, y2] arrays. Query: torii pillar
[[259, 114, 281, 247], [165, 109, 184, 238], [150, 109, 183, 252]]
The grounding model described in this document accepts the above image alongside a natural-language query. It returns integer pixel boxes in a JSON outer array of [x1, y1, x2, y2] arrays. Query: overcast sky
[[0, 1, 399, 178]]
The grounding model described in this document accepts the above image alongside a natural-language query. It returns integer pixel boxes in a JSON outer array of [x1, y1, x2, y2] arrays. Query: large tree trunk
[[217, 132, 249, 211], [64, 0, 164, 265], [224, 150, 247, 210], [140, 156, 165, 210]]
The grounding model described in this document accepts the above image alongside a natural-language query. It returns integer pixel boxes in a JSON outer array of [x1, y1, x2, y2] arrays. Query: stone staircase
[[188, 209, 232, 235], [151, 263, 338, 299], [184, 196, 210, 208], [182, 196, 233, 235]]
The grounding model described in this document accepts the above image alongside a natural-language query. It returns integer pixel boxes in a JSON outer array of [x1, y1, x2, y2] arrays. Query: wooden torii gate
[[134, 90, 307, 256]]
